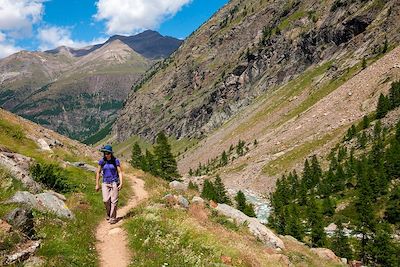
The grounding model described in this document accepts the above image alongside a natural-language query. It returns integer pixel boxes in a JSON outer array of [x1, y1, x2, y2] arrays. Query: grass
[[0, 114, 132, 266], [262, 126, 347, 176]]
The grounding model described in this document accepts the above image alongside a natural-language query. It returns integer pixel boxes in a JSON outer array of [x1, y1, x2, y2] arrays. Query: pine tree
[[358, 132, 368, 149], [376, 93, 390, 119], [302, 158, 313, 190], [362, 115, 370, 129], [362, 57, 367, 69], [388, 81, 400, 109], [385, 186, 400, 224], [235, 190, 247, 212], [144, 150, 156, 175], [188, 181, 199, 191], [236, 139, 245, 156], [284, 204, 304, 241], [322, 197, 335, 216], [307, 196, 326, 247], [310, 155, 322, 189], [214, 175, 231, 204], [220, 151, 228, 166], [201, 180, 217, 201], [188, 168, 193, 176], [355, 157, 375, 262], [368, 223, 397, 266], [131, 142, 144, 169], [154, 131, 180, 181], [331, 217, 353, 260]]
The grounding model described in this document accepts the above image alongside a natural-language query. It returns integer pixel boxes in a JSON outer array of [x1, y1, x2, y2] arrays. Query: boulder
[[3, 240, 41, 265], [6, 191, 74, 219], [23, 256, 45, 267], [163, 194, 178, 207], [191, 196, 205, 204], [311, 248, 341, 263], [178, 195, 189, 209], [0, 219, 12, 233], [0, 152, 42, 193], [216, 204, 285, 249], [169, 180, 187, 191], [5, 208, 35, 237], [36, 139, 52, 151], [71, 162, 97, 173]]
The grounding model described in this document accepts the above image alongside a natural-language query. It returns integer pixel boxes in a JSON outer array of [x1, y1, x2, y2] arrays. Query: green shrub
[[30, 163, 73, 193]]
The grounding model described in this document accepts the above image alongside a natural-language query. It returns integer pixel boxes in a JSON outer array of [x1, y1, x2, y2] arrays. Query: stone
[[44, 190, 67, 201], [209, 200, 218, 208], [0, 152, 42, 193], [163, 194, 178, 207], [311, 248, 341, 263], [0, 219, 12, 233], [37, 139, 52, 151], [3, 240, 41, 265], [23, 256, 45, 267], [71, 162, 97, 173], [6, 191, 74, 219], [215, 204, 285, 249], [341, 258, 348, 264], [169, 180, 187, 191], [5, 208, 35, 237], [177, 195, 189, 209], [191, 196, 205, 204]]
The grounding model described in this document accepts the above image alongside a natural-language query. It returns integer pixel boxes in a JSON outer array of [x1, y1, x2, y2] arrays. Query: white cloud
[[94, 0, 191, 35], [0, 0, 45, 37], [0, 32, 21, 58], [38, 26, 107, 50]]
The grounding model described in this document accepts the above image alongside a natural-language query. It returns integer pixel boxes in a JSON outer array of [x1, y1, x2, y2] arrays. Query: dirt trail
[[95, 173, 148, 267]]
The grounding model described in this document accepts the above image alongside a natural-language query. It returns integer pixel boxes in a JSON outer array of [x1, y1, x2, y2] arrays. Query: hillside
[[0, 31, 182, 143], [0, 109, 348, 266]]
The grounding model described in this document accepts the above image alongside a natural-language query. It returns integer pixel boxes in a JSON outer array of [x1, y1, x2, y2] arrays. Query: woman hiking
[[95, 145, 123, 224]]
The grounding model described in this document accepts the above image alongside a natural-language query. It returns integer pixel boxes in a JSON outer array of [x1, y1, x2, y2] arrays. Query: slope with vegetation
[[0, 108, 131, 265]]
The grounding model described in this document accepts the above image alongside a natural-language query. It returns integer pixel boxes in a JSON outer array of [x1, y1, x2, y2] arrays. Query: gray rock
[[71, 162, 97, 173], [6, 191, 74, 219], [3, 240, 41, 265], [216, 204, 285, 249], [5, 208, 35, 237], [0, 152, 42, 193], [23, 256, 45, 267], [169, 180, 187, 191], [191, 196, 205, 204], [36, 139, 52, 152], [178, 195, 189, 209]]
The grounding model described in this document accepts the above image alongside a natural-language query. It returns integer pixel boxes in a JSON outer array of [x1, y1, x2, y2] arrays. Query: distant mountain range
[[0, 30, 182, 142]]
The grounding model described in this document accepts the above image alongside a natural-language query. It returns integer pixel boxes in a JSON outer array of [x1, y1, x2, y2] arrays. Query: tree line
[[269, 81, 400, 266]]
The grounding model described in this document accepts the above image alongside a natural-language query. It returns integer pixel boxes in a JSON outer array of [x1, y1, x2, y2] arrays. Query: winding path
[[95, 173, 148, 267]]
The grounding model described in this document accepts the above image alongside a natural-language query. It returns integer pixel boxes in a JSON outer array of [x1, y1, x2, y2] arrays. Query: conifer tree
[[358, 132, 368, 149], [307, 196, 326, 247], [322, 197, 335, 216], [385, 186, 400, 224], [310, 155, 322, 189], [144, 149, 156, 175], [188, 181, 199, 191], [201, 180, 217, 201], [214, 175, 231, 204], [362, 115, 370, 129], [284, 204, 304, 241], [396, 120, 400, 143], [235, 190, 256, 217], [368, 223, 398, 266], [376, 93, 390, 119], [131, 142, 144, 169], [388, 81, 400, 109], [220, 151, 228, 166], [355, 157, 375, 262], [331, 217, 352, 260], [154, 131, 180, 181]]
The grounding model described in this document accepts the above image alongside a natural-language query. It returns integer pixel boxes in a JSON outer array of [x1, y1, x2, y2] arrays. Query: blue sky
[[0, 0, 228, 58]]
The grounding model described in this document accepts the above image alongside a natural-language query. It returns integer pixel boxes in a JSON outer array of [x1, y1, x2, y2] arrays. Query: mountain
[[0, 31, 182, 143], [112, 0, 400, 183]]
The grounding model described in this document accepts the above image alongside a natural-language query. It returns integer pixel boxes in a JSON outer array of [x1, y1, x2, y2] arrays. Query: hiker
[[95, 145, 123, 224]]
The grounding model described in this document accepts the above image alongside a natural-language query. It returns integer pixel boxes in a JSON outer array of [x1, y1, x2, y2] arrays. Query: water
[[228, 189, 272, 224]]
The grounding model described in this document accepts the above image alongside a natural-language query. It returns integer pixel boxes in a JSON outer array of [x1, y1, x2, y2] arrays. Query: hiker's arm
[[117, 165, 123, 190], [95, 165, 101, 191]]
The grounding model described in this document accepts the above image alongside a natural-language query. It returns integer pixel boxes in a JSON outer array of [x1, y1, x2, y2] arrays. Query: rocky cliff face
[[114, 0, 400, 142], [0, 31, 182, 142]]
